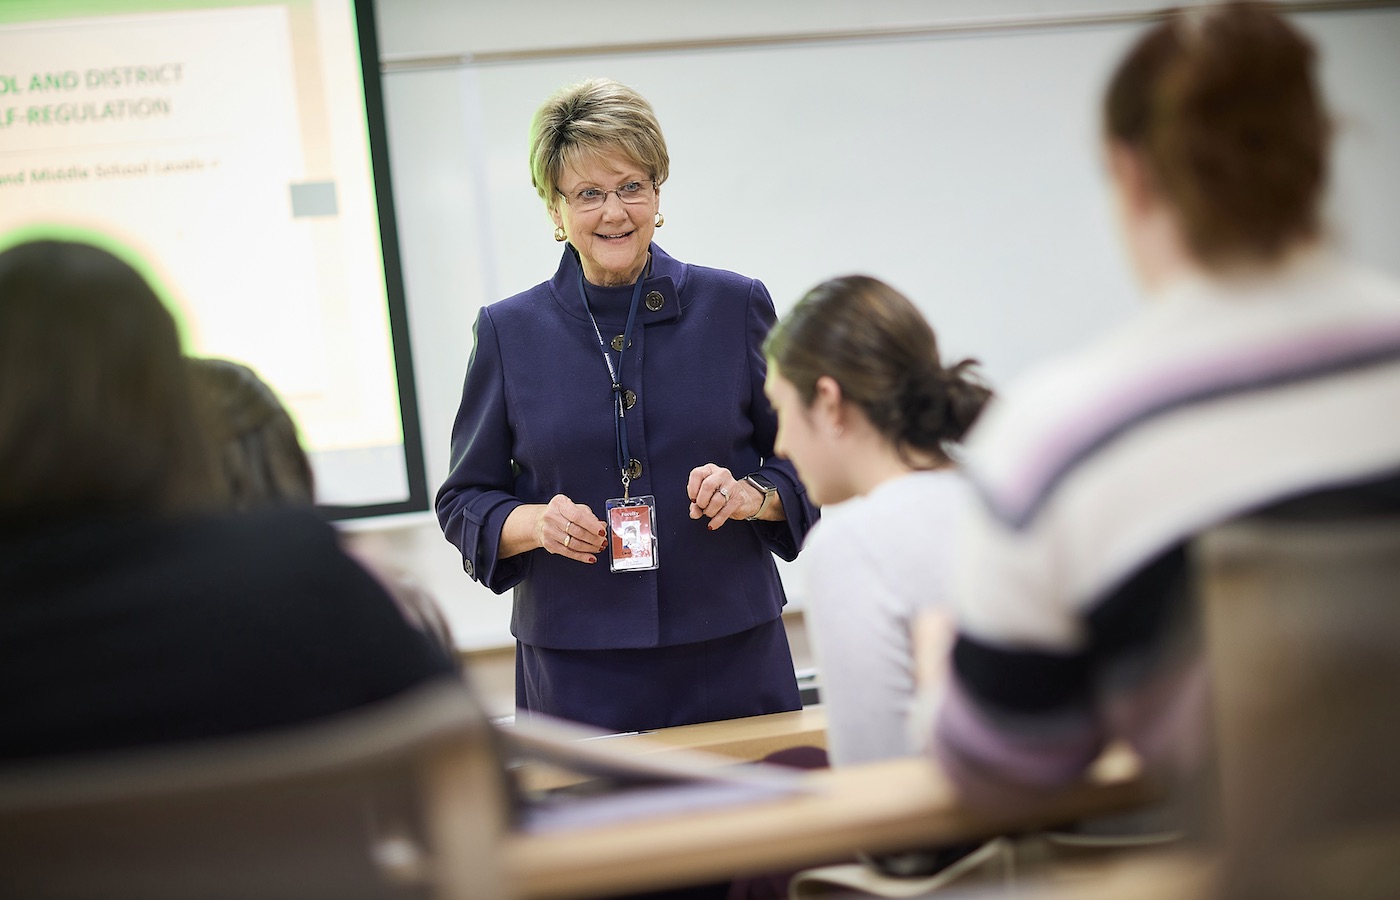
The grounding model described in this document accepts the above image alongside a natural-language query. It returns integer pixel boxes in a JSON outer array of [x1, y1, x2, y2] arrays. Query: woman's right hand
[[537, 494, 608, 562], [500, 494, 607, 563]]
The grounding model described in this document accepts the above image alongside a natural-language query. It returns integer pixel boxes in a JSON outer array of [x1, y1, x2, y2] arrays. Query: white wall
[[350, 0, 1400, 650]]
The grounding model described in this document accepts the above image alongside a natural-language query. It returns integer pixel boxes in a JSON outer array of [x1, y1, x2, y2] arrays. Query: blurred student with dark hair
[[764, 275, 991, 768], [934, 0, 1400, 808], [188, 355, 457, 656], [0, 238, 457, 761], [188, 356, 315, 511]]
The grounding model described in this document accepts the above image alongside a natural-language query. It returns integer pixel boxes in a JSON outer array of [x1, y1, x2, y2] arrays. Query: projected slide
[[0, 0, 423, 514]]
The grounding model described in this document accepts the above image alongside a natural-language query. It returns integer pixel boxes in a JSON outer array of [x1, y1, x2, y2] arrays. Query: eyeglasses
[[557, 180, 656, 212]]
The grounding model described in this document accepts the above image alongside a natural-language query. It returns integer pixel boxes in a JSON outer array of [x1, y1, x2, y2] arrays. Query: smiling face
[[551, 151, 659, 287]]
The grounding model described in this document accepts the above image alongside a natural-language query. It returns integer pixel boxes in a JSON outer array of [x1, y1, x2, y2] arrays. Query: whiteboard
[[373, 6, 1400, 649]]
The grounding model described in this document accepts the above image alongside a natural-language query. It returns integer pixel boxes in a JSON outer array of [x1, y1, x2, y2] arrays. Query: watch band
[[743, 473, 777, 521]]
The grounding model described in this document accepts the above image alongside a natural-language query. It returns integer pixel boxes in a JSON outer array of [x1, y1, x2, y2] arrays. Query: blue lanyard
[[578, 268, 646, 493]]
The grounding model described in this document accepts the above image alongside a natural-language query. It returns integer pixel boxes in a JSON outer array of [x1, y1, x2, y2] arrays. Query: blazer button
[[623, 389, 637, 409], [645, 291, 665, 311], [626, 459, 643, 479], [463, 558, 475, 578], [611, 334, 631, 352]]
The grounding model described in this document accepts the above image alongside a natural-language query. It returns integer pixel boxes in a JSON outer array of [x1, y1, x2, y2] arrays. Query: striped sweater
[[933, 251, 1400, 806]]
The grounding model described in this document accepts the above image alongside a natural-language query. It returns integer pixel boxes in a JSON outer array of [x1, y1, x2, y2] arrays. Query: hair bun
[[764, 275, 993, 466], [899, 357, 990, 450]]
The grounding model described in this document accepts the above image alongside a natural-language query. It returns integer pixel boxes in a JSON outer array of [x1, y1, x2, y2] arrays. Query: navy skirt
[[515, 617, 801, 732]]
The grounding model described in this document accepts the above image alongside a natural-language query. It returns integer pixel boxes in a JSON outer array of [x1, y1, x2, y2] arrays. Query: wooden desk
[[505, 747, 1156, 900], [513, 706, 828, 792], [613, 705, 827, 759]]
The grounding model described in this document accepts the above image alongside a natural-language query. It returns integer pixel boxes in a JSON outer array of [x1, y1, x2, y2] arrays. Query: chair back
[[1193, 514, 1400, 894], [0, 677, 513, 900]]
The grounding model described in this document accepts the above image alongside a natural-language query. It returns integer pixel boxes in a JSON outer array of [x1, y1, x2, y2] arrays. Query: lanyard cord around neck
[[578, 267, 647, 494]]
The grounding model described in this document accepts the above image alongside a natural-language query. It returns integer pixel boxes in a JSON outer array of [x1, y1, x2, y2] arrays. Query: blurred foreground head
[[1104, 1, 1328, 277], [0, 239, 214, 527]]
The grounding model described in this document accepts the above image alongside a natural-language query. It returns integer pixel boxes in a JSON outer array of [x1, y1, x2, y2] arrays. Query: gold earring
[[654, 212, 665, 228], [553, 225, 567, 242]]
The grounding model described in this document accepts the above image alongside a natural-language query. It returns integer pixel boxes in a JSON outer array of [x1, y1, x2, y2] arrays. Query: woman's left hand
[[687, 463, 760, 530]]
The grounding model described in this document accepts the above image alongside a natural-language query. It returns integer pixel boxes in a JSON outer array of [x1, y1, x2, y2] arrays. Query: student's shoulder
[[194, 505, 334, 540], [960, 307, 1177, 510], [969, 325, 1148, 455], [803, 477, 947, 572], [176, 508, 345, 572], [800, 503, 865, 576]]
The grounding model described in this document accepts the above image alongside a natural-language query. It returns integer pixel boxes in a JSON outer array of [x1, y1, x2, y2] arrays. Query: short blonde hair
[[529, 78, 670, 214]]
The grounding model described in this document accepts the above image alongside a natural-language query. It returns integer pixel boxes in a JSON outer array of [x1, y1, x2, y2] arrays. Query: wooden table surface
[[511, 705, 829, 792], [504, 740, 1155, 900]]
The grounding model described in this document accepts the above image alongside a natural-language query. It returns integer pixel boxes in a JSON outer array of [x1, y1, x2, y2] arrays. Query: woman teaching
[[436, 77, 818, 732]]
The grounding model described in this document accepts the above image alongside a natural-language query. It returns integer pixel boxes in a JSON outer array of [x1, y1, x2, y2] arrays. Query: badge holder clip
[[606, 474, 658, 572]]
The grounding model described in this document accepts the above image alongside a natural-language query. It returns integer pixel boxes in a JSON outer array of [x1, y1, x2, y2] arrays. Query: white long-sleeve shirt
[[801, 470, 970, 766]]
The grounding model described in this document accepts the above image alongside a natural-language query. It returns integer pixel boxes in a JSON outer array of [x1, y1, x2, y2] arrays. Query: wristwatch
[[743, 473, 778, 521]]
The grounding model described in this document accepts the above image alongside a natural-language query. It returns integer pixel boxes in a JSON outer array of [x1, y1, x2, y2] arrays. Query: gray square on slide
[[289, 181, 339, 217]]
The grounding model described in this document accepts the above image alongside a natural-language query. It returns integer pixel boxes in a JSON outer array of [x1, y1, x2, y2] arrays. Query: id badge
[[605, 494, 659, 573]]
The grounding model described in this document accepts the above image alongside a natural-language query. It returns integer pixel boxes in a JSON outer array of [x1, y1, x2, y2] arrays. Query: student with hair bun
[[934, 1, 1400, 808], [764, 274, 991, 768]]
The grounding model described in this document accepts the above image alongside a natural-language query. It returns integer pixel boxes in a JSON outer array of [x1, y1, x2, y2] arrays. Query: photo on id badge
[[606, 495, 658, 572]]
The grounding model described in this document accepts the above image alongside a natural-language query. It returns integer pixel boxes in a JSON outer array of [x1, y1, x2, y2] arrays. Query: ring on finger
[[564, 534, 572, 549], [718, 487, 729, 500]]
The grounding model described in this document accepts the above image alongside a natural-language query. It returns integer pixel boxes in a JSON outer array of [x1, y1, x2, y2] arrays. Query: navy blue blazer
[[436, 244, 818, 650]]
